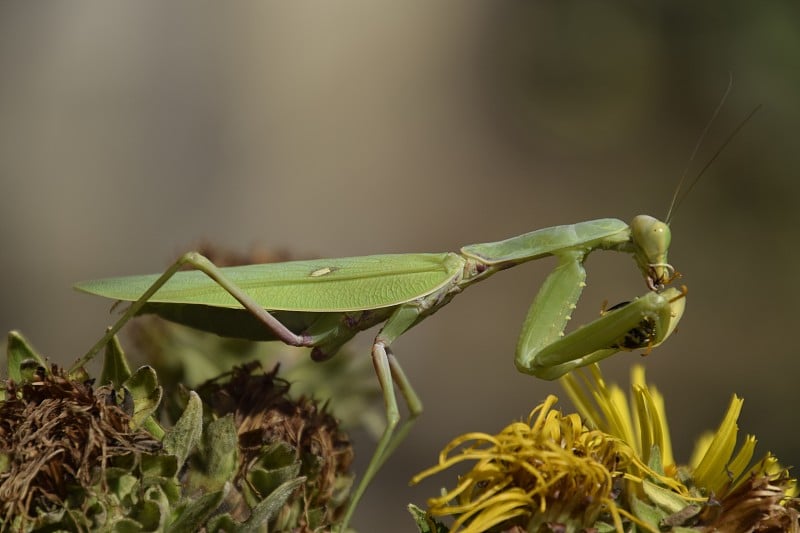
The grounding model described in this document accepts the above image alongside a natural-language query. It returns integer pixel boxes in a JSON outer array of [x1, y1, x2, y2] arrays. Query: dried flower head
[[194, 362, 354, 530], [0, 367, 161, 528]]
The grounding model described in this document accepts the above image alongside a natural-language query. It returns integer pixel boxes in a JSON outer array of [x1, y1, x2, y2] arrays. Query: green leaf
[[113, 518, 144, 532], [248, 463, 301, 497], [140, 453, 179, 479], [239, 477, 306, 533], [259, 441, 298, 469], [630, 493, 666, 529], [123, 366, 163, 429], [647, 444, 666, 476], [100, 333, 132, 387], [141, 416, 166, 441], [594, 522, 618, 532], [167, 484, 229, 533], [205, 513, 237, 532], [305, 507, 326, 530], [107, 472, 140, 501], [661, 504, 703, 529], [407, 504, 450, 533], [135, 489, 168, 530], [6, 330, 46, 383], [642, 479, 693, 514], [201, 415, 239, 489], [162, 391, 203, 469]]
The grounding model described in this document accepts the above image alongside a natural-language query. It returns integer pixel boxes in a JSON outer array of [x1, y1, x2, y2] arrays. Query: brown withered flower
[[0, 367, 160, 528]]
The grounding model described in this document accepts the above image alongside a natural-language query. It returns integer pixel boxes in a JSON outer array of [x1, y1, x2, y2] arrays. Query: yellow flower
[[561, 363, 799, 531], [411, 364, 797, 532], [411, 395, 663, 532]]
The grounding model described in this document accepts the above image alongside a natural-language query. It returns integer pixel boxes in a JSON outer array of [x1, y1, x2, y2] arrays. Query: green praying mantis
[[71, 214, 686, 531]]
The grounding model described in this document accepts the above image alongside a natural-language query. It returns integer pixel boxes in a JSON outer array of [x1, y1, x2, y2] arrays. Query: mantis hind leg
[[71, 252, 312, 372]]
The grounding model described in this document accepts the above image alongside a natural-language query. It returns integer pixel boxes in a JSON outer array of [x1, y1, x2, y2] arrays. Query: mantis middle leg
[[338, 303, 424, 532]]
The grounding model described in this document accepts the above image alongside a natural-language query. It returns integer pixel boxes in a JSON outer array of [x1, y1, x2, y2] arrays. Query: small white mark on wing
[[310, 266, 336, 277]]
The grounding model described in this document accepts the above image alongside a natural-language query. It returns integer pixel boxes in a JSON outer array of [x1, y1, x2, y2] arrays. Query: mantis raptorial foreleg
[[514, 250, 685, 380]]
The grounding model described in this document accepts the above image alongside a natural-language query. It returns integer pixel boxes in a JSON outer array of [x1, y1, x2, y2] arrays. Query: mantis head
[[630, 215, 674, 291]]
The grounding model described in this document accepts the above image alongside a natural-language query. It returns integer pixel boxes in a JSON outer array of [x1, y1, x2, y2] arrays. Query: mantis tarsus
[[72, 214, 686, 531]]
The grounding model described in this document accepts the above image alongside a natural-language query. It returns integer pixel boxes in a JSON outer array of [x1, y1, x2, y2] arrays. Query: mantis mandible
[[71, 215, 686, 531]]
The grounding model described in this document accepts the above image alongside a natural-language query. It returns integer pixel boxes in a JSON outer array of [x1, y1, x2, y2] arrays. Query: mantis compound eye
[[630, 215, 672, 290]]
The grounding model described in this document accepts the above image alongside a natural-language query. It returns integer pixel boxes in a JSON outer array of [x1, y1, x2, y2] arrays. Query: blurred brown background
[[1, 3, 798, 531]]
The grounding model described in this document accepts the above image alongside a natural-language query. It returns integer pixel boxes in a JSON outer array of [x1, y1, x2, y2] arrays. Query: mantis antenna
[[665, 76, 761, 224]]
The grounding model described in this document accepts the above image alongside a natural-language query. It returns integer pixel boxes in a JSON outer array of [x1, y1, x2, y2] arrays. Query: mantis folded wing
[[72, 215, 686, 531]]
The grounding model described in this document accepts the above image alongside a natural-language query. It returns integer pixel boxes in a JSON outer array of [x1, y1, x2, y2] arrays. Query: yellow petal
[[692, 395, 743, 493]]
